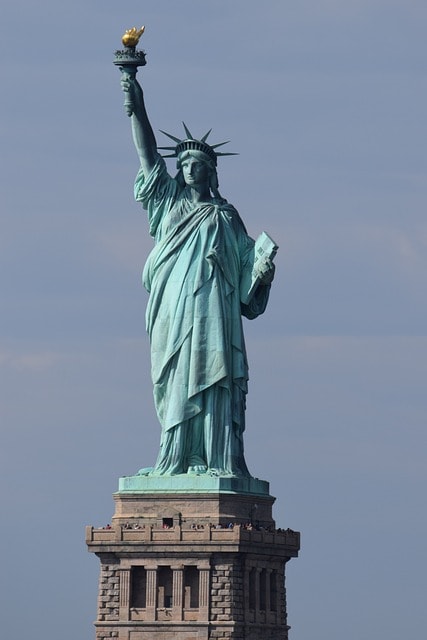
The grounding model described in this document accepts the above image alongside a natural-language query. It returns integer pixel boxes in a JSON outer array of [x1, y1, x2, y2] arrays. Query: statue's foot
[[207, 468, 221, 476], [137, 467, 153, 476], [187, 465, 207, 475]]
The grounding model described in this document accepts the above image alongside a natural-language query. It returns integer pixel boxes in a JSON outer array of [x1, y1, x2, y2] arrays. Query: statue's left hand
[[256, 257, 275, 285]]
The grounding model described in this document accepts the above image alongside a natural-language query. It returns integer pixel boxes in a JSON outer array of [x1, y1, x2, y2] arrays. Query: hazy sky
[[1, 2, 426, 639]]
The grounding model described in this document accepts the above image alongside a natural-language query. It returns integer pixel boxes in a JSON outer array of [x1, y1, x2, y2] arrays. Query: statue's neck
[[186, 185, 212, 203]]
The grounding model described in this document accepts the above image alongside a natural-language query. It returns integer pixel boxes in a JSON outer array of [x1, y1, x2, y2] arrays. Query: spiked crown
[[158, 123, 237, 167]]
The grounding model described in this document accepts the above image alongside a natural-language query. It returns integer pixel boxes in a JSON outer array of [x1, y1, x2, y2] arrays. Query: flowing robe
[[135, 156, 271, 475]]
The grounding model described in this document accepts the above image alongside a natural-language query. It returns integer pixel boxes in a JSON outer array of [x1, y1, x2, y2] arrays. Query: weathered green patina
[[119, 61, 276, 479]]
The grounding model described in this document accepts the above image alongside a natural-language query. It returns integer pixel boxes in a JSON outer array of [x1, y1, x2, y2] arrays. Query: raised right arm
[[121, 72, 157, 176]]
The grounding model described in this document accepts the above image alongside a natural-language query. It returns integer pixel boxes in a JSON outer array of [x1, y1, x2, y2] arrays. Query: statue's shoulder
[[152, 157, 181, 198], [215, 199, 237, 215], [218, 201, 248, 235]]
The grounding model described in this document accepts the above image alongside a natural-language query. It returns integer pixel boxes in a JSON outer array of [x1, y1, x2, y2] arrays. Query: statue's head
[[158, 124, 237, 200], [176, 149, 217, 190]]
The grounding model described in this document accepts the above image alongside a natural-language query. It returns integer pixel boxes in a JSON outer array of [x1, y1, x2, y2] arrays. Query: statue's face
[[181, 156, 210, 187]]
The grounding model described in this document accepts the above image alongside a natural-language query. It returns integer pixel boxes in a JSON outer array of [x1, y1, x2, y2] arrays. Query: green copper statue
[[117, 28, 276, 477]]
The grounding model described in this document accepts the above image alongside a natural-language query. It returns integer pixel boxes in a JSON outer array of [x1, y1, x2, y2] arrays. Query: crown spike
[[211, 141, 230, 150], [182, 122, 193, 139], [159, 129, 182, 143], [201, 128, 212, 143]]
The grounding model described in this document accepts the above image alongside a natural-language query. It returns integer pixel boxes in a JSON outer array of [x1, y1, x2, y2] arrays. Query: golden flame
[[121, 26, 145, 47]]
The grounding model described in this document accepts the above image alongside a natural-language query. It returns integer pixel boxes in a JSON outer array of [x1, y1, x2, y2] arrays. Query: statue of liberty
[[120, 51, 276, 478]]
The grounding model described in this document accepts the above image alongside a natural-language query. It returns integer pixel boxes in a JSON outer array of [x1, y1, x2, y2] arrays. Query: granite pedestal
[[87, 475, 299, 640]]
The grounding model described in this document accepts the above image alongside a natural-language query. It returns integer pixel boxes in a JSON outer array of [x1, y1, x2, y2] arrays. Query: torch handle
[[124, 92, 134, 117], [120, 66, 138, 117]]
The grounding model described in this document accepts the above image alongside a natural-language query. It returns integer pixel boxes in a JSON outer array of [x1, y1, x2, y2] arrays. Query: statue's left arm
[[238, 228, 275, 320], [241, 279, 273, 319]]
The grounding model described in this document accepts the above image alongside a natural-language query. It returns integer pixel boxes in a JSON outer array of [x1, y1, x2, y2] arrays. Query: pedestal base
[[114, 474, 274, 529], [87, 480, 300, 640]]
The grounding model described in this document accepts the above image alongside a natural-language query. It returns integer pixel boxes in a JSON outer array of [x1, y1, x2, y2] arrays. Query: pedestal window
[[157, 566, 173, 608], [270, 570, 278, 612], [130, 567, 147, 608], [184, 566, 199, 609]]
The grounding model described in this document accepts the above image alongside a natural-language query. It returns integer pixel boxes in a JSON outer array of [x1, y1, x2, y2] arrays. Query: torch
[[113, 26, 147, 116]]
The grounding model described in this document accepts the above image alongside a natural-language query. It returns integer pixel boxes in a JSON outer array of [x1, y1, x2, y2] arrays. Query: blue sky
[[1, 1, 426, 639]]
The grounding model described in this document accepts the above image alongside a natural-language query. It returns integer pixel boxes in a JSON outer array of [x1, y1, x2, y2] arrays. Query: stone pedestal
[[87, 475, 300, 640]]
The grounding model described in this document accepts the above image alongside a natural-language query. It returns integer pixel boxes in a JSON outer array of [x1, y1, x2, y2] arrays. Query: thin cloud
[[0, 350, 60, 372]]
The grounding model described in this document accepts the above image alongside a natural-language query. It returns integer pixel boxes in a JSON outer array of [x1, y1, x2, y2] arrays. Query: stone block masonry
[[87, 489, 299, 639]]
